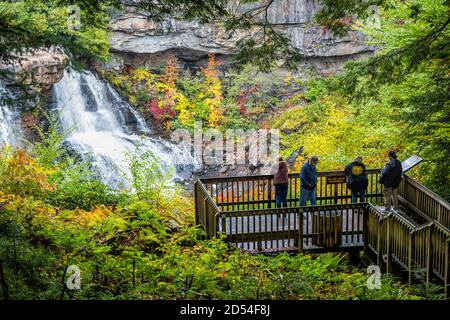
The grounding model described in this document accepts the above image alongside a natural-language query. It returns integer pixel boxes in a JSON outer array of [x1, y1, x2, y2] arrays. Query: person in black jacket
[[345, 156, 368, 203], [379, 151, 403, 212]]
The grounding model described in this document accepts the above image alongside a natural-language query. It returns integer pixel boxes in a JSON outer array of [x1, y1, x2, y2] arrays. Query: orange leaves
[[73, 205, 113, 227], [162, 55, 179, 87], [201, 52, 224, 127], [1, 148, 54, 196], [201, 52, 222, 86]]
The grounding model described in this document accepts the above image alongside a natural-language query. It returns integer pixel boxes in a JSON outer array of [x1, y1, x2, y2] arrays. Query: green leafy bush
[[46, 173, 124, 211]]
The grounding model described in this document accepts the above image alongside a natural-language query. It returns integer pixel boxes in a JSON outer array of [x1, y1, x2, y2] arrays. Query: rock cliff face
[[0, 48, 68, 95], [0, 48, 68, 143], [109, 0, 375, 74]]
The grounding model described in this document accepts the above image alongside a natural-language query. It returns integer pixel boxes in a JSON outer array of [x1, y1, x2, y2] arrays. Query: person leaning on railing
[[379, 151, 403, 213], [299, 156, 319, 206]]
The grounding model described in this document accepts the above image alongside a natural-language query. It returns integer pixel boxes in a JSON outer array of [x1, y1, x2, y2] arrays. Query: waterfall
[[0, 83, 22, 147], [53, 69, 199, 188]]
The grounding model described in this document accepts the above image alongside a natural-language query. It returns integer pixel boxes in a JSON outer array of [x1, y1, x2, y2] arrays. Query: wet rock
[[169, 220, 179, 230], [219, 166, 229, 174], [287, 146, 303, 167], [249, 161, 264, 171]]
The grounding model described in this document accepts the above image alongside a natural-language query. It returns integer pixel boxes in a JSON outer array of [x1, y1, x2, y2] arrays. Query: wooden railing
[[195, 170, 450, 296], [194, 180, 220, 238], [365, 204, 390, 266], [399, 174, 450, 229], [200, 169, 383, 212], [217, 203, 367, 252], [365, 204, 449, 295]]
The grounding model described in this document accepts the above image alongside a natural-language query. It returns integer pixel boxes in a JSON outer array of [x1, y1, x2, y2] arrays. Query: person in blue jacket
[[299, 156, 319, 206]]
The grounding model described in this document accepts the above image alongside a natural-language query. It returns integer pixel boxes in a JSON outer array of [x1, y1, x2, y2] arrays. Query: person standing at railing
[[299, 156, 318, 206], [345, 156, 369, 203], [379, 151, 403, 213], [272, 156, 289, 208]]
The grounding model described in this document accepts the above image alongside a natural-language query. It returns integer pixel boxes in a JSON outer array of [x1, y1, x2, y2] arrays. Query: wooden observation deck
[[194, 170, 450, 296]]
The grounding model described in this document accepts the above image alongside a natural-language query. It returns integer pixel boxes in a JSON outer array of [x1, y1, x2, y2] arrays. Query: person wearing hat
[[379, 151, 403, 212], [299, 156, 318, 206], [345, 156, 369, 203]]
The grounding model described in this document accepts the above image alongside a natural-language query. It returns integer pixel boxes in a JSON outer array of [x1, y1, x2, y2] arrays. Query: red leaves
[[147, 89, 176, 123], [147, 98, 163, 121], [237, 86, 259, 115]]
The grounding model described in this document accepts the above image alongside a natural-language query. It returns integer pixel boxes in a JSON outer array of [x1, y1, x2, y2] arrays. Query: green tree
[[317, 0, 450, 198]]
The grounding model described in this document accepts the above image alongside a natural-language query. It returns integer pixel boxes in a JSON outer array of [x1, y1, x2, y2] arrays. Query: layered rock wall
[[108, 0, 375, 74]]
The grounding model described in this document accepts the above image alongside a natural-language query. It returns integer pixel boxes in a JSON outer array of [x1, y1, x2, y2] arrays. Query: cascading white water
[[0, 83, 22, 147], [53, 69, 199, 188]]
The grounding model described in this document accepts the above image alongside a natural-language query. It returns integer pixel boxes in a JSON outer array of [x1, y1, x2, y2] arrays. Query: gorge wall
[[108, 0, 375, 74]]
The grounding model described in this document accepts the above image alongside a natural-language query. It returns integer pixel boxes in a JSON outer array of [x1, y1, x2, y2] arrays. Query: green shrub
[[46, 176, 124, 211]]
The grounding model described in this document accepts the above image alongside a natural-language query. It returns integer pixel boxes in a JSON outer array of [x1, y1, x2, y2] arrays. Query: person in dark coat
[[345, 156, 369, 203], [379, 151, 403, 212], [273, 157, 289, 208], [299, 156, 318, 206]]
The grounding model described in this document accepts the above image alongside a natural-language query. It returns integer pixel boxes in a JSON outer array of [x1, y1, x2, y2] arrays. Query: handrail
[[404, 174, 450, 210], [367, 203, 391, 219], [399, 174, 450, 229], [390, 210, 419, 230], [215, 202, 366, 215], [201, 169, 384, 212], [200, 168, 381, 182]]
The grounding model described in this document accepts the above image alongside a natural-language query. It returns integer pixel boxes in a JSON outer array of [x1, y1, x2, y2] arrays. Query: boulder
[[0, 47, 68, 94]]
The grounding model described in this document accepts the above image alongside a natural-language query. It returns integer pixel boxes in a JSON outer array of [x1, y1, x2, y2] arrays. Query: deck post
[[268, 180, 272, 208], [348, 248, 361, 265], [376, 215, 382, 266], [408, 232, 413, 287], [363, 206, 369, 255], [426, 226, 431, 292], [194, 181, 199, 225], [203, 197, 208, 237], [296, 208, 303, 252], [445, 240, 449, 299], [386, 220, 392, 274], [333, 184, 338, 204], [214, 211, 219, 238]]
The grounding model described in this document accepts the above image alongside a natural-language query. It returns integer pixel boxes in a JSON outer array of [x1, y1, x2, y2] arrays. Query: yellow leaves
[[74, 205, 113, 227], [175, 94, 193, 126], [1, 148, 54, 196], [131, 68, 152, 82], [106, 53, 227, 130], [284, 73, 294, 86], [208, 104, 223, 127], [201, 52, 224, 127], [129, 95, 137, 105], [111, 75, 128, 87]]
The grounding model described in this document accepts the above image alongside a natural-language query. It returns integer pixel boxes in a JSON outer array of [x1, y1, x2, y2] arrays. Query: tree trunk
[[0, 261, 10, 300]]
